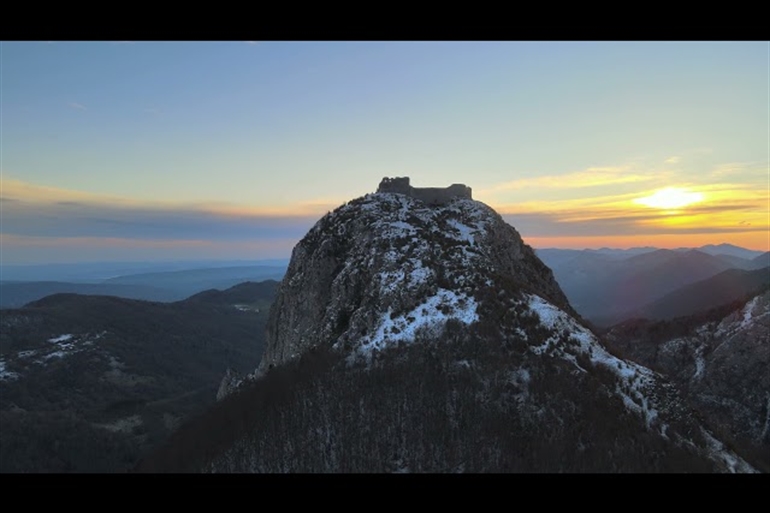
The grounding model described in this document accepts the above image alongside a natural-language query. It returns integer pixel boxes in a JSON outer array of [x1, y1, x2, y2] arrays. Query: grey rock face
[[216, 367, 244, 402], [259, 191, 569, 373]]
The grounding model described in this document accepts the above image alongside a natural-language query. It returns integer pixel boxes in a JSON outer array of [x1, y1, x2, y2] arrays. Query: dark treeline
[[136, 321, 718, 473]]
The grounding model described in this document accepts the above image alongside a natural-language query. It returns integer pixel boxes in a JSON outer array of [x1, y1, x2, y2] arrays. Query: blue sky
[[1, 41, 768, 263]]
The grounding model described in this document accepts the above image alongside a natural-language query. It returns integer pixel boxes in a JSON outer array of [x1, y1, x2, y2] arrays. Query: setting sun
[[633, 187, 705, 210]]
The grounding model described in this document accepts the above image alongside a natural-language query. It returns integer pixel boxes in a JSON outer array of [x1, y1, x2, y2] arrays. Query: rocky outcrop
[[216, 368, 244, 401], [258, 189, 572, 373]]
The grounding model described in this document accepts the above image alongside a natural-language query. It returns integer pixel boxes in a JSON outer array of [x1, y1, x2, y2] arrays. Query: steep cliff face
[[259, 191, 572, 373]]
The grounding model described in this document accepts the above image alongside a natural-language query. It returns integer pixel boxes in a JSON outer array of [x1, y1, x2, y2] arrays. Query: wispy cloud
[[492, 174, 769, 245], [1, 178, 137, 206], [0, 177, 321, 242], [708, 161, 769, 179], [67, 102, 87, 110], [664, 156, 680, 164], [478, 166, 653, 195]]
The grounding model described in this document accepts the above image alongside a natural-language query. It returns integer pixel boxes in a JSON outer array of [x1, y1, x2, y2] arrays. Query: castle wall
[[411, 186, 472, 205], [376, 177, 472, 206]]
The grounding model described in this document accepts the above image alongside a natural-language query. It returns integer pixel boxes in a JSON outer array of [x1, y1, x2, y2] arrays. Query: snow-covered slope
[[524, 293, 755, 472]]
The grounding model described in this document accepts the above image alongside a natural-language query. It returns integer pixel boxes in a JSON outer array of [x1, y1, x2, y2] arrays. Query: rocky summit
[[140, 178, 757, 473], [259, 178, 572, 373]]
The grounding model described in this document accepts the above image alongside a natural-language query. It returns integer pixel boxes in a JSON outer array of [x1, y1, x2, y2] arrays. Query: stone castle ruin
[[376, 177, 472, 206]]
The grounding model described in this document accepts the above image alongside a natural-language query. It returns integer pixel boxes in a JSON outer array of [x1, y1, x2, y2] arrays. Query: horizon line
[[1, 242, 766, 268]]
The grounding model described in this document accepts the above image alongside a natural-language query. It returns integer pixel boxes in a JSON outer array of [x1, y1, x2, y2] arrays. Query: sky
[[1, 41, 768, 264]]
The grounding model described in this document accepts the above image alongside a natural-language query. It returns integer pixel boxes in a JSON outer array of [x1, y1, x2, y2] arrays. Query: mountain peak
[[258, 183, 571, 372]]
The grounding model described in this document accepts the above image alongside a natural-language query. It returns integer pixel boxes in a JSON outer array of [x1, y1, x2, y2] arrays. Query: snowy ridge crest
[[527, 294, 664, 430], [525, 293, 757, 472]]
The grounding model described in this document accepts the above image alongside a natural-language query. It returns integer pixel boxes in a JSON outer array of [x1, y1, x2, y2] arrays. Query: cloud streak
[[478, 166, 656, 196], [0, 178, 323, 242], [494, 177, 769, 244], [67, 102, 87, 110], [1, 199, 319, 241]]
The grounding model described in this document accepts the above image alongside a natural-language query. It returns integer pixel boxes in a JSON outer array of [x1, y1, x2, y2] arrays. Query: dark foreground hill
[[0, 281, 278, 473], [137, 180, 754, 473]]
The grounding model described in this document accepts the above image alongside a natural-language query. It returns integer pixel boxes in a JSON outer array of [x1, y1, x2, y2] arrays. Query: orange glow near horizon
[[0, 177, 341, 219], [3, 176, 768, 259]]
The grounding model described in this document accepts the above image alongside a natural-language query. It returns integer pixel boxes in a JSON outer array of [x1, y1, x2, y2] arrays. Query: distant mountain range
[[0, 259, 290, 282], [536, 245, 769, 326], [0, 264, 288, 308], [3, 247, 766, 319]]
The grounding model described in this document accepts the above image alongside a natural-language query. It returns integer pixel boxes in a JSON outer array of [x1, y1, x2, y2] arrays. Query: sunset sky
[[2, 41, 768, 264]]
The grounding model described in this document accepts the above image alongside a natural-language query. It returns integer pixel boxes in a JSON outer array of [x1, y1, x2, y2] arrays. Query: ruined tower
[[376, 177, 472, 206]]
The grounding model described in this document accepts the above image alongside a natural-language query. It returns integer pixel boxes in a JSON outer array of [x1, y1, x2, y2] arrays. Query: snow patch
[[693, 343, 706, 380], [233, 304, 258, 312], [0, 360, 19, 381], [446, 219, 477, 245], [527, 293, 661, 429], [700, 429, 757, 473], [48, 334, 74, 343], [384, 221, 418, 237], [34, 332, 103, 364], [716, 293, 770, 338], [355, 288, 479, 360], [43, 351, 68, 361], [740, 296, 759, 329], [97, 415, 143, 434]]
